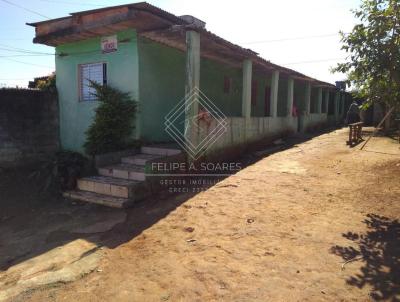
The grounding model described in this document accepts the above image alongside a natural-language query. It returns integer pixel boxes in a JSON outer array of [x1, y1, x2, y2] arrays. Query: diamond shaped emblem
[[164, 87, 227, 159]]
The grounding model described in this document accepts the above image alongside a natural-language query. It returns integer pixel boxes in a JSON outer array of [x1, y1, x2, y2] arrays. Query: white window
[[79, 62, 107, 101]]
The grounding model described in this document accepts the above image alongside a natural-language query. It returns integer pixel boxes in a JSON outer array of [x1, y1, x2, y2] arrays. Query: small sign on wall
[[101, 35, 117, 53]]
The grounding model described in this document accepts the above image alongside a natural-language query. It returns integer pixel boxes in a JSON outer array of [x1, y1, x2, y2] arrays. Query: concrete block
[[128, 171, 145, 181], [113, 169, 129, 179], [141, 146, 181, 156], [77, 179, 95, 192], [98, 167, 113, 177], [93, 182, 111, 195], [110, 185, 129, 198]]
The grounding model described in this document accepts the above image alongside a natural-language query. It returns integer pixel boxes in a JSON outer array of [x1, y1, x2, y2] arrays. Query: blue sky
[[0, 0, 361, 88]]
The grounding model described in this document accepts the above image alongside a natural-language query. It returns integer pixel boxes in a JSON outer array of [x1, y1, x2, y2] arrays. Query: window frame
[[78, 61, 107, 102]]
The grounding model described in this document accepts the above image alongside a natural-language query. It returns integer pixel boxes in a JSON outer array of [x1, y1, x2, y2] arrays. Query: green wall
[[328, 92, 335, 115], [138, 38, 186, 142], [277, 76, 288, 117], [56, 30, 305, 151], [251, 72, 271, 117], [294, 80, 306, 113], [138, 40, 248, 142], [200, 58, 243, 117], [55, 29, 139, 153], [310, 87, 318, 113]]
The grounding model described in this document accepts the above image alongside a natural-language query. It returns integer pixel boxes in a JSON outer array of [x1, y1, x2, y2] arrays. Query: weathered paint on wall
[[310, 87, 318, 113], [251, 73, 271, 117], [55, 28, 342, 154], [138, 38, 186, 142], [0, 89, 59, 166], [277, 77, 288, 117], [293, 80, 306, 113], [55, 29, 139, 153], [138, 39, 247, 142], [302, 113, 328, 131], [200, 58, 243, 117], [198, 116, 298, 156]]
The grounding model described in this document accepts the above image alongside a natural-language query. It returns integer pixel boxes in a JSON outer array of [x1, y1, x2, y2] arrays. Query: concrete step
[[77, 175, 148, 199], [141, 146, 181, 156], [98, 164, 145, 181], [63, 190, 133, 208], [121, 153, 161, 166]]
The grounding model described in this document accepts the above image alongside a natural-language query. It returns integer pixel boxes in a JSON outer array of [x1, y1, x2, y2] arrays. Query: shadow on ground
[[330, 214, 400, 301], [0, 127, 342, 300], [0, 166, 197, 272], [0, 128, 333, 268]]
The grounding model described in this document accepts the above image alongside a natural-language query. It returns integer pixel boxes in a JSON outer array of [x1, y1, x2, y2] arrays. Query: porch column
[[185, 30, 200, 111], [324, 90, 329, 113], [184, 30, 200, 146], [287, 77, 294, 116], [305, 81, 311, 114], [317, 87, 323, 113], [334, 91, 340, 119], [341, 93, 346, 117], [241, 59, 252, 119], [270, 70, 279, 117]]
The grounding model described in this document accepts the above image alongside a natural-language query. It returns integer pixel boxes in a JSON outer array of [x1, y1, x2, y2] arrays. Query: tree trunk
[[384, 106, 392, 131]]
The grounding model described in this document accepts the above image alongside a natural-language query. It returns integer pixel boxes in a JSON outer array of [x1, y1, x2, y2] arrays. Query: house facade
[[28, 2, 349, 155]]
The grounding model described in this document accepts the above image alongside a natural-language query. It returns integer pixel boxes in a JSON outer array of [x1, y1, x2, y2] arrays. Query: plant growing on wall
[[84, 81, 138, 155]]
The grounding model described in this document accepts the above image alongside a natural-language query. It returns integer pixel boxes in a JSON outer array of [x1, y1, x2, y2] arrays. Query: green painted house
[[28, 2, 348, 155]]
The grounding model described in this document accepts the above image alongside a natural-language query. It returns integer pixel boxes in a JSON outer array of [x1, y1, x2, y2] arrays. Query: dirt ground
[[1, 127, 399, 302]]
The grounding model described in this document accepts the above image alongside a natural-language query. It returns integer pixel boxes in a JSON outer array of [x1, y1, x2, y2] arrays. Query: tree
[[36, 74, 56, 93], [84, 81, 138, 155], [334, 0, 400, 111]]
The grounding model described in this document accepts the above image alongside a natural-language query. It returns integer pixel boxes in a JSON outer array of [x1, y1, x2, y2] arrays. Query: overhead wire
[[241, 32, 348, 45], [0, 0, 51, 19]]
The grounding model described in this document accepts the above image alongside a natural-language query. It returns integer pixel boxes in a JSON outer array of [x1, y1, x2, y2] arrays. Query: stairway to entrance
[[63, 145, 182, 208]]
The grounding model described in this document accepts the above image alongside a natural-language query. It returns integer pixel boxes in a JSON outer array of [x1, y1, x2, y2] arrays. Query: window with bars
[[79, 62, 107, 101]]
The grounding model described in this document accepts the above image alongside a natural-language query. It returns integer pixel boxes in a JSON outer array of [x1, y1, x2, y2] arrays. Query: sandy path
[[12, 128, 400, 301]]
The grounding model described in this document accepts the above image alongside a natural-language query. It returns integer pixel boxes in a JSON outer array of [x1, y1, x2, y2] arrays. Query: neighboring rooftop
[[27, 2, 337, 88]]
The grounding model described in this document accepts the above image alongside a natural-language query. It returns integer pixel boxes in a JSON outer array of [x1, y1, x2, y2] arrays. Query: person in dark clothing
[[346, 101, 361, 124]]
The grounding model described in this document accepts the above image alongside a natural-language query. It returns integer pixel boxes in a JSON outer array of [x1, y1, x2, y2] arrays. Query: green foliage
[[36, 74, 57, 93], [31, 151, 89, 193], [333, 0, 400, 110], [84, 81, 138, 155]]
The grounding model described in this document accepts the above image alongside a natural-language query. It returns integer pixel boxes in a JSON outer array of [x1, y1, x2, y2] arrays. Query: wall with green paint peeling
[[310, 87, 318, 113], [251, 72, 271, 117], [200, 57, 243, 117], [138, 40, 250, 142], [56, 30, 313, 151], [55, 29, 139, 153], [277, 77, 288, 116], [137, 38, 186, 142], [294, 81, 306, 113]]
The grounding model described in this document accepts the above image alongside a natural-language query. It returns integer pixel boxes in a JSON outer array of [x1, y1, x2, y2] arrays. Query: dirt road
[[1, 128, 399, 301]]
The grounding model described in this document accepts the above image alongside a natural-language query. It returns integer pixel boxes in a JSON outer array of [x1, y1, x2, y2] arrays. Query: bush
[[84, 82, 138, 155], [31, 151, 89, 193]]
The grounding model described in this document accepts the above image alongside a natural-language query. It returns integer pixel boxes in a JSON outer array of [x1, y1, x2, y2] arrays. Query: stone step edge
[[141, 146, 182, 156], [77, 176, 141, 198], [63, 190, 133, 208], [97, 165, 146, 181], [99, 163, 145, 173], [121, 154, 163, 165]]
